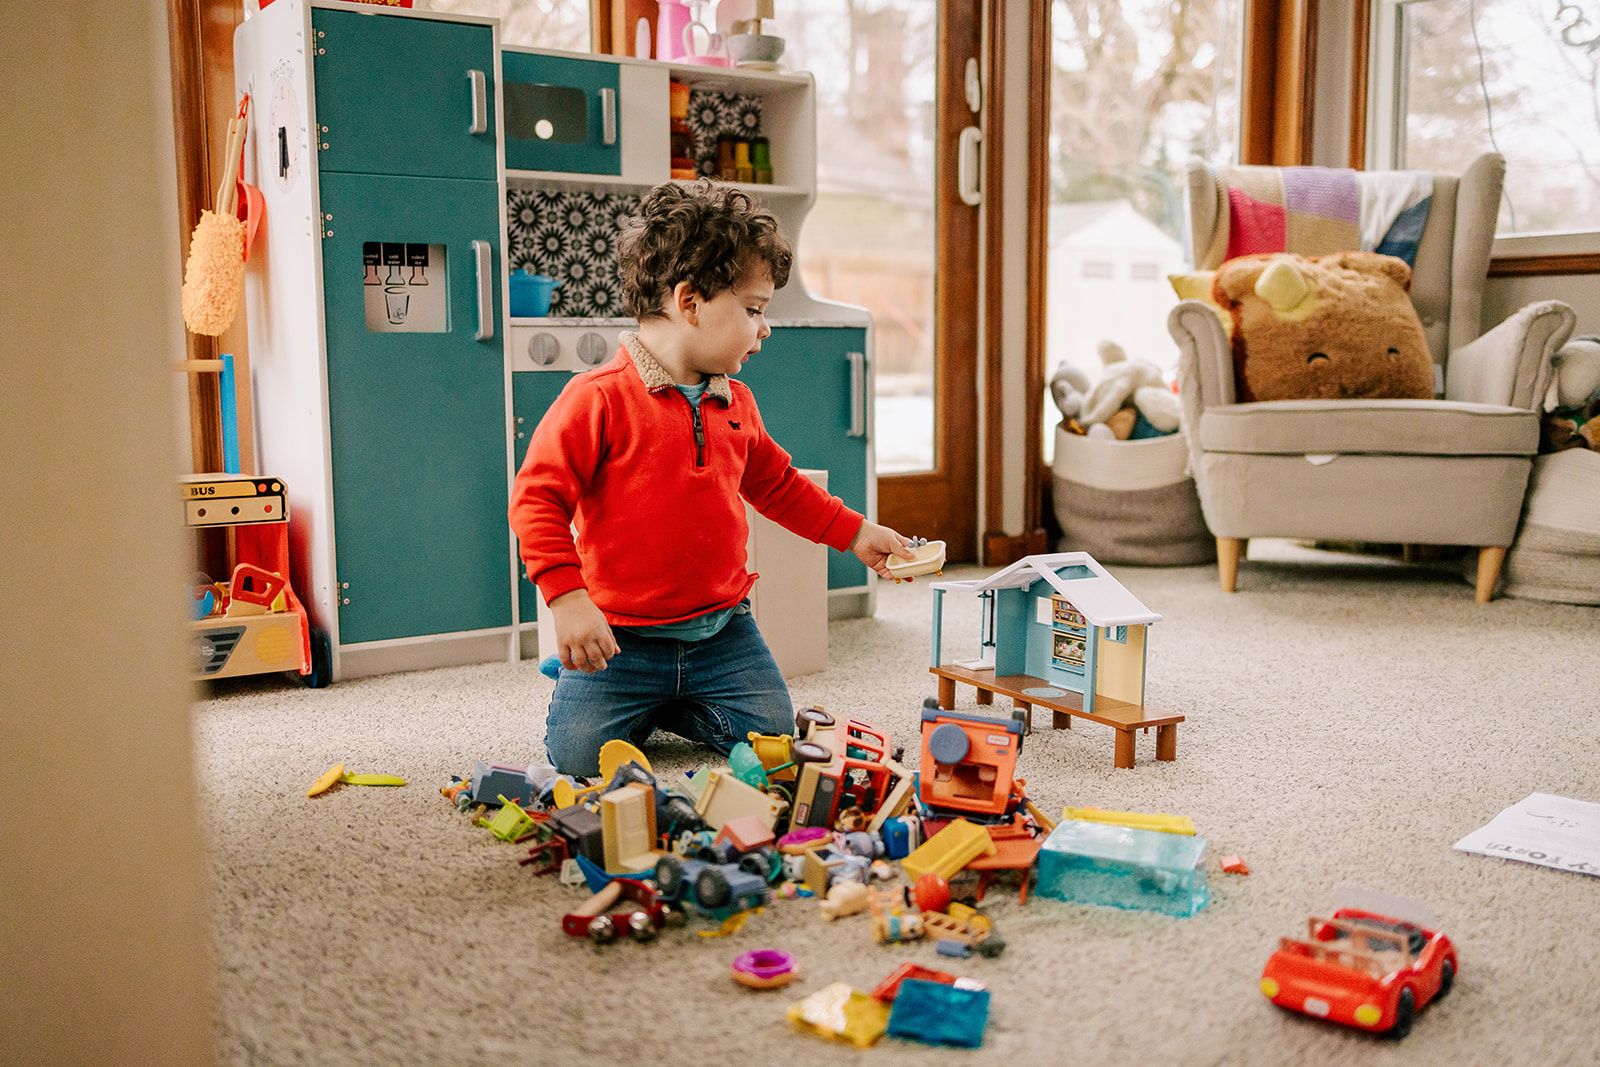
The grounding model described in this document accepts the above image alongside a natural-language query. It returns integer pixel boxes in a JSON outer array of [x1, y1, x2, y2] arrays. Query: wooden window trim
[[1348, 0, 1370, 168], [1242, 0, 1317, 166], [1489, 254, 1600, 277]]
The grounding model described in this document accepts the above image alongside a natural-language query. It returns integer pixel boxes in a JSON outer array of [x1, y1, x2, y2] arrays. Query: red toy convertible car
[[1260, 906, 1457, 1038]]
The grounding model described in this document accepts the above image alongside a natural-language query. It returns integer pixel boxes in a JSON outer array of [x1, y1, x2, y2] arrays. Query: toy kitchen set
[[234, 0, 875, 683]]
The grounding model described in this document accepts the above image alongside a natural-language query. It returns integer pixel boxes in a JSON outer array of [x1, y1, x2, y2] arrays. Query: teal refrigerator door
[[511, 369, 578, 623], [739, 327, 870, 591], [500, 51, 622, 175], [312, 8, 497, 181], [318, 171, 510, 643]]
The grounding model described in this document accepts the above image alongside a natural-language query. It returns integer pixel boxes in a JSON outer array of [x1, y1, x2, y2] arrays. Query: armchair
[[1168, 154, 1575, 602]]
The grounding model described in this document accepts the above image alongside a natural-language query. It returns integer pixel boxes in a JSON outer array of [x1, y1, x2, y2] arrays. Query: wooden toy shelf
[[930, 663, 1183, 770]]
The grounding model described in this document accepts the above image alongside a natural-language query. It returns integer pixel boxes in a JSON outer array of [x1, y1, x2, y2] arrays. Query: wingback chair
[[1167, 153, 1576, 602]]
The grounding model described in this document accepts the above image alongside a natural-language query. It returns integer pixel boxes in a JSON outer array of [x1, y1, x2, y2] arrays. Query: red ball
[[914, 871, 951, 913]]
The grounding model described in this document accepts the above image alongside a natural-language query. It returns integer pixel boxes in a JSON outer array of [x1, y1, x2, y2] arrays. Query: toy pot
[[509, 270, 562, 317]]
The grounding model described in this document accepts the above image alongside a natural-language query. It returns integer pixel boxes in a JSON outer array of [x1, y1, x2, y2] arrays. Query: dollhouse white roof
[[929, 552, 1162, 626]]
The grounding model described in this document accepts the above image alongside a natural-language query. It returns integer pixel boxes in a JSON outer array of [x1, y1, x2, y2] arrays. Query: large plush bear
[[1212, 251, 1435, 403]]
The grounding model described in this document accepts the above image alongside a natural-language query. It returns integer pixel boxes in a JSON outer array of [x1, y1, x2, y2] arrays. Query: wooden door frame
[[875, 0, 982, 565], [169, 0, 255, 476], [979, 0, 1049, 567]]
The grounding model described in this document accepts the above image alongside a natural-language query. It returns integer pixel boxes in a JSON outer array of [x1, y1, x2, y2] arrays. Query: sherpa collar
[[622, 331, 733, 405]]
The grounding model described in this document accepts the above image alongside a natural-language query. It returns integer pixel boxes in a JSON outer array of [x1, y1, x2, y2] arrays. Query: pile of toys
[[438, 697, 1067, 1047]]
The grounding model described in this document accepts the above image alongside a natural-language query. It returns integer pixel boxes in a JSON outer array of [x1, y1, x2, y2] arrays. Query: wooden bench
[[930, 663, 1184, 769]]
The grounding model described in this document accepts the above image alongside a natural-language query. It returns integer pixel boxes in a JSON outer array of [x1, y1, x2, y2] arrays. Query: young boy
[[509, 180, 916, 777]]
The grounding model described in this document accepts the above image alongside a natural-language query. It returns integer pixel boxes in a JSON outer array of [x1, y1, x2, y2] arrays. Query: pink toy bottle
[[656, 0, 692, 62]]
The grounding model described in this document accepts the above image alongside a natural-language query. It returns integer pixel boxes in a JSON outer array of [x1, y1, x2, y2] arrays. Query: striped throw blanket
[[1198, 165, 1434, 271]]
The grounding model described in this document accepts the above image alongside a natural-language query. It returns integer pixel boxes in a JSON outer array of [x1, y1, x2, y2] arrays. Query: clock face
[[268, 76, 302, 192]]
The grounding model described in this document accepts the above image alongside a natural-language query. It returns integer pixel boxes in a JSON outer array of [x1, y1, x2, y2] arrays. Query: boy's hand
[[548, 589, 620, 673], [848, 522, 918, 580]]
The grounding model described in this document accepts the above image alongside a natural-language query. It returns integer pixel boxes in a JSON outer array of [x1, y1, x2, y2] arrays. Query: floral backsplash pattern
[[505, 91, 765, 318], [506, 189, 638, 318]]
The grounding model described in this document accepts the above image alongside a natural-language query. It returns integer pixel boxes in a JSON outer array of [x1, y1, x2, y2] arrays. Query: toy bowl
[[725, 32, 785, 66], [509, 270, 562, 317]]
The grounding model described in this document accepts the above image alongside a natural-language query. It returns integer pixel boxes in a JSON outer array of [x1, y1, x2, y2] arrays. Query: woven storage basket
[[1500, 449, 1600, 605], [1051, 425, 1214, 565]]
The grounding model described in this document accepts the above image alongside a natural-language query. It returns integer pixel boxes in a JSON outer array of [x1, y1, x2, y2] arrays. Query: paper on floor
[[1453, 792, 1600, 878]]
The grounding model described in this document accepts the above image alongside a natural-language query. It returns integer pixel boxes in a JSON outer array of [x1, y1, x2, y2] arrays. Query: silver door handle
[[468, 69, 488, 135], [472, 239, 493, 341], [600, 87, 617, 146], [957, 126, 982, 206], [847, 351, 866, 438]]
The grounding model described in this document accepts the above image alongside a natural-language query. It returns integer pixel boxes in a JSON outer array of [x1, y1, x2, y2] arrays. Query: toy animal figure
[[873, 909, 924, 943], [818, 881, 870, 921], [1541, 336, 1600, 452]]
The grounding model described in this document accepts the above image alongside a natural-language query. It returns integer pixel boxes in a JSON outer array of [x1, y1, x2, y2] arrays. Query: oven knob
[[577, 332, 610, 366], [526, 332, 560, 366]]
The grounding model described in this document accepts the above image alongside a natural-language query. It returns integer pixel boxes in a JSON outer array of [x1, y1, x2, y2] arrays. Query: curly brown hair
[[618, 179, 793, 320]]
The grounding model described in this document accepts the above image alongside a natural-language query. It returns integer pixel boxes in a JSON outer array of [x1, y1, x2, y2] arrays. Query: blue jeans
[[543, 609, 794, 777]]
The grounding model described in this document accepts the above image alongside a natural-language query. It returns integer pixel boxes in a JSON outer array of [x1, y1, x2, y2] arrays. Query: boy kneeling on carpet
[[509, 179, 914, 777]]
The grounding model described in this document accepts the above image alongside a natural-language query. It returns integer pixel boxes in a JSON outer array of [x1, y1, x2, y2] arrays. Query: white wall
[[1486, 274, 1600, 337], [0, 3, 216, 1063]]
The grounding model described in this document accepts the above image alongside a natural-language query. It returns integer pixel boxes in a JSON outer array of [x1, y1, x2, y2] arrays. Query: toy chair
[[1167, 153, 1575, 601]]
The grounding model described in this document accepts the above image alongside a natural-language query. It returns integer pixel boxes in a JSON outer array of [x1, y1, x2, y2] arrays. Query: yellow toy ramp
[[900, 817, 998, 883]]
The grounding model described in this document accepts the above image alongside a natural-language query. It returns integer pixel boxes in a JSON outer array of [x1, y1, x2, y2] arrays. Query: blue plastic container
[[1035, 819, 1210, 918], [509, 269, 562, 317]]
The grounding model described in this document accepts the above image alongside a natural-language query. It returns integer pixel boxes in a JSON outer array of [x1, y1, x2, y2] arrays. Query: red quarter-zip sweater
[[509, 332, 864, 627]]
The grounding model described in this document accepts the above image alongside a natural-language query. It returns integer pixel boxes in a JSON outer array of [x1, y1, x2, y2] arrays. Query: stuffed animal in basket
[[1541, 336, 1600, 453], [1049, 341, 1182, 441], [1212, 251, 1435, 403]]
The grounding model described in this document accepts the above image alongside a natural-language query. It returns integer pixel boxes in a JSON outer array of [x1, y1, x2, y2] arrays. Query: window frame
[[1364, 0, 1600, 271]]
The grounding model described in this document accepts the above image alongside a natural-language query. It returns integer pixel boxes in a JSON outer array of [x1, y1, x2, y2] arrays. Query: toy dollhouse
[[927, 552, 1183, 769]]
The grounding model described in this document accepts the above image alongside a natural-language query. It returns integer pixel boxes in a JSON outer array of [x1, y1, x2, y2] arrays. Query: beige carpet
[[196, 549, 1600, 1065]]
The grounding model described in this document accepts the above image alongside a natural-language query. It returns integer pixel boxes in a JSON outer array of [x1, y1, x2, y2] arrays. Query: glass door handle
[[847, 351, 867, 438], [467, 69, 488, 135], [472, 240, 493, 341], [600, 88, 617, 146]]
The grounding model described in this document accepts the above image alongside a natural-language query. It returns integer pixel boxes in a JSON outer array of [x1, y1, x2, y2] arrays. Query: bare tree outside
[[1044, 0, 1241, 459], [1051, 0, 1236, 232], [1395, 0, 1600, 235], [784, 0, 939, 473]]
